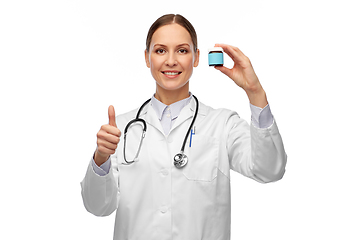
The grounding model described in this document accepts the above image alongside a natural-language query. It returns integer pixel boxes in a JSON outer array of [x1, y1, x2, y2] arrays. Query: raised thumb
[[108, 105, 117, 127]]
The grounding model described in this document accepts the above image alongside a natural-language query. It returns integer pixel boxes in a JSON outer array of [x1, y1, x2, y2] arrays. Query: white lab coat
[[81, 98, 287, 240]]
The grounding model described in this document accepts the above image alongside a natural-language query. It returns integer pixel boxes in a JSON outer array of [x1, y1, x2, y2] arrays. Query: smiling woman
[[81, 13, 287, 240]]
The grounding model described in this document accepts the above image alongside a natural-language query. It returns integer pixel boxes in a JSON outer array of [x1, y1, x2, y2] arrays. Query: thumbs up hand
[[94, 105, 121, 166]]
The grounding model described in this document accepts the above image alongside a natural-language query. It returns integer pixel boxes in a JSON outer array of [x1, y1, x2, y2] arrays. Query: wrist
[[94, 150, 109, 167], [245, 87, 268, 108]]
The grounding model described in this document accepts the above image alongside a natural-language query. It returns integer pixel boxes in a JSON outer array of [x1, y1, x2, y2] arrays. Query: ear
[[193, 49, 200, 67], [145, 50, 150, 68]]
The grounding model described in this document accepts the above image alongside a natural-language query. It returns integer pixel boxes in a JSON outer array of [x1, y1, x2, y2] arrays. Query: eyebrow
[[153, 43, 190, 48]]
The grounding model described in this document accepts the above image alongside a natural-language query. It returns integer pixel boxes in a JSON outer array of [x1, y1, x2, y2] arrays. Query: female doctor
[[81, 14, 287, 240]]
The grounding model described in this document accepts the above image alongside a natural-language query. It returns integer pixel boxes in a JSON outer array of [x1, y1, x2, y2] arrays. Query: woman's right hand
[[94, 105, 121, 166]]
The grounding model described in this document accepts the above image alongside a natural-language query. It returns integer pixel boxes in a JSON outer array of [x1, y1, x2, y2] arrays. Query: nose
[[165, 52, 178, 67]]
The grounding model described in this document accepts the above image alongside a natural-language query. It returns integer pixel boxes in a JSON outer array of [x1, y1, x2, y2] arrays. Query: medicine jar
[[208, 47, 224, 66]]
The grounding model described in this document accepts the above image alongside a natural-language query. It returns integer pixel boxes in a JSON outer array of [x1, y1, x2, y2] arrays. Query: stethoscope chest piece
[[173, 152, 188, 169]]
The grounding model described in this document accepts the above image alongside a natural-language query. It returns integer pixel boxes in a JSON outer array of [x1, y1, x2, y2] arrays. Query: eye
[[156, 49, 166, 54], [178, 49, 188, 54]]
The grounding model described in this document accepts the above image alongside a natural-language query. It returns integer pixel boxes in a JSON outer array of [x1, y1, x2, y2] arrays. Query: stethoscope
[[123, 95, 199, 169]]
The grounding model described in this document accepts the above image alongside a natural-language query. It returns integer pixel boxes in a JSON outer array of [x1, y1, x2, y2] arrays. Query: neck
[[155, 84, 190, 105]]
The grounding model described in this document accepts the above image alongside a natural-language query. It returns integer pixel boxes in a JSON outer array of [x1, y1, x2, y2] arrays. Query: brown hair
[[146, 14, 198, 52]]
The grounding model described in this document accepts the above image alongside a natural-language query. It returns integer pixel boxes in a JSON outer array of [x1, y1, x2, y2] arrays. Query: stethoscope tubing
[[180, 95, 198, 152], [123, 95, 198, 167]]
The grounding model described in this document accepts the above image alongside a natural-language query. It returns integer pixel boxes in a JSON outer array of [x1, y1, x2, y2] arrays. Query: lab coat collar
[[150, 94, 192, 121], [138, 95, 207, 136]]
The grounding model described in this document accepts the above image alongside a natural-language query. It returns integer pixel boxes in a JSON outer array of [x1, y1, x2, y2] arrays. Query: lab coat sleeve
[[91, 157, 111, 176], [226, 112, 287, 183], [80, 154, 119, 216]]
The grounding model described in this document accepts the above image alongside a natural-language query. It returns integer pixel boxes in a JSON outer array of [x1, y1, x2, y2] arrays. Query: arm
[[81, 156, 119, 216], [80, 106, 121, 216], [215, 43, 286, 182], [226, 113, 287, 183]]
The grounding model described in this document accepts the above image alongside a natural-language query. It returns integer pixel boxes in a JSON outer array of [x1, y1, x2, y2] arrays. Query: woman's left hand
[[214, 43, 268, 108]]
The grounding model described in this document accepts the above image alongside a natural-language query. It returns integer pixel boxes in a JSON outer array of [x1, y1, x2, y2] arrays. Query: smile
[[162, 71, 182, 76]]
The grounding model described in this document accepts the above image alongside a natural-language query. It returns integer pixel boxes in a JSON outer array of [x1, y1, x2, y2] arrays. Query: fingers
[[96, 126, 121, 156], [98, 125, 121, 142], [97, 138, 118, 155], [214, 43, 250, 67], [214, 65, 232, 78], [108, 105, 117, 127]]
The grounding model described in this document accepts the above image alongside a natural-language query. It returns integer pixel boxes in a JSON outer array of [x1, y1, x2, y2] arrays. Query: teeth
[[163, 72, 180, 75]]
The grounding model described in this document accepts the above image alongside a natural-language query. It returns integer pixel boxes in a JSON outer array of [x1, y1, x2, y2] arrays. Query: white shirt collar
[[150, 93, 193, 121]]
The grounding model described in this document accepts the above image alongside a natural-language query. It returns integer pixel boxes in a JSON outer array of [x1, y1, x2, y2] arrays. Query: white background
[[1, 0, 359, 239]]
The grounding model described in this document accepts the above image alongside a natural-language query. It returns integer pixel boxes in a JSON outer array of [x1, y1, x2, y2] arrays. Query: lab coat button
[[160, 206, 168, 213], [160, 169, 169, 176]]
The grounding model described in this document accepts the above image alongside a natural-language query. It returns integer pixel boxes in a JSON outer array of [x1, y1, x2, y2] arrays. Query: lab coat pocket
[[182, 135, 219, 182]]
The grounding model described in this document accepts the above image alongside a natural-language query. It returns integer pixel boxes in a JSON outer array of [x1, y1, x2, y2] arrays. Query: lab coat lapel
[[170, 97, 195, 133], [140, 103, 164, 135]]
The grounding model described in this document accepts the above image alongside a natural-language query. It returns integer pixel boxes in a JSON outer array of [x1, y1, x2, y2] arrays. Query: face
[[145, 23, 199, 94]]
